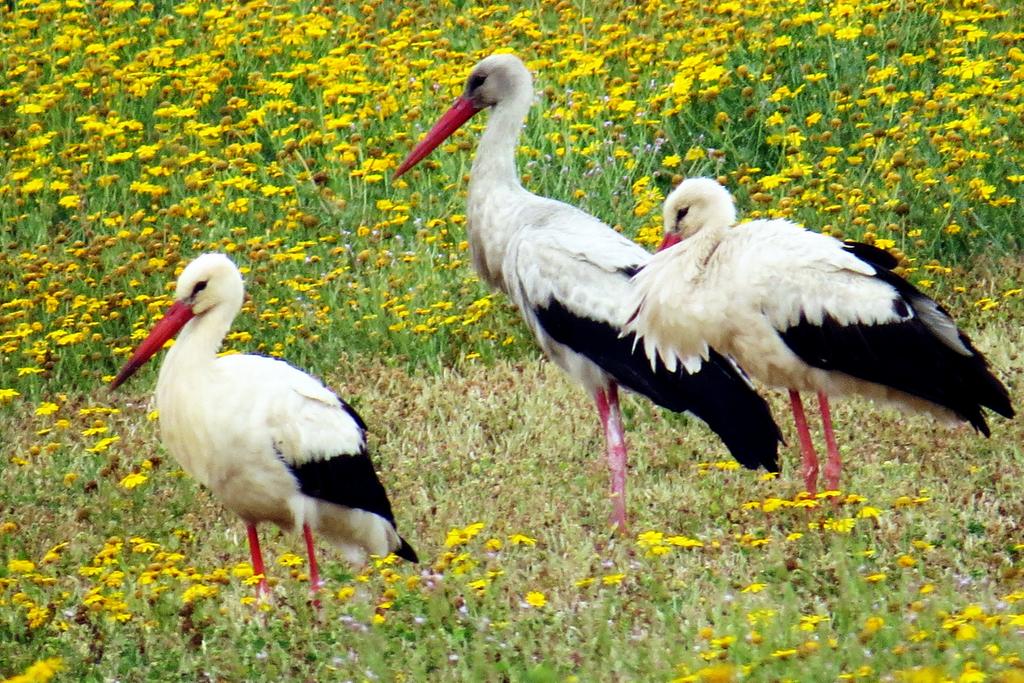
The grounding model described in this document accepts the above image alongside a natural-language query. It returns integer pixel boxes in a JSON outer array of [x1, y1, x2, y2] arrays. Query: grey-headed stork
[[111, 253, 417, 596], [394, 54, 782, 533], [625, 177, 1014, 493]]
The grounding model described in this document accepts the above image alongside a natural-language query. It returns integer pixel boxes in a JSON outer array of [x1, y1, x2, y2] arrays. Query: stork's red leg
[[788, 390, 819, 495], [817, 392, 842, 492], [246, 523, 269, 596], [596, 383, 628, 534], [302, 522, 322, 594]]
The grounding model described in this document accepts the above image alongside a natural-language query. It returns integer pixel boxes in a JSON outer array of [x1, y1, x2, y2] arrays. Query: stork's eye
[[676, 207, 690, 224], [191, 281, 208, 297], [467, 73, 487, 91]]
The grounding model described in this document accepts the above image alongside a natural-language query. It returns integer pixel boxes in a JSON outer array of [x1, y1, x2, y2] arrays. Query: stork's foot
[[802, 458, 819, 497], [823, 462, 842, 496], [817, 391, 842, 496], [789, 390, 820, 495], [609, 494, 629, 536]]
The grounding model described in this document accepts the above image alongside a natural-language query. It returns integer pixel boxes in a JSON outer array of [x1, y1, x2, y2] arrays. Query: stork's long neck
[[469, 94, 530, 192], [466, 85, 534, 290], [159, 305, 235, 385], [687, 221, 729, 264]]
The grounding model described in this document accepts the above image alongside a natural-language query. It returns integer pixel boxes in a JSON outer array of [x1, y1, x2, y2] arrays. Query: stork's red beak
[[393, 96, 482, 178], [110, 300, 195, 389], [657, 233, 682, 251]]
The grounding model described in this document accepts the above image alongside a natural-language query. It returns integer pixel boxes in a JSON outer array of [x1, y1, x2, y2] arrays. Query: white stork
[[394, 54, 782, 533], [110, 253, 417, 596], [625, 177, 1015, 493]]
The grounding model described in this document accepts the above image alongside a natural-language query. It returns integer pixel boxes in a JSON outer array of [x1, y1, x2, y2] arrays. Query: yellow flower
[[444, 522, 485, 548], [524, 591, 547, 608], [35, 402, 59, 416], [955, 624, 977, 640], [20, 178, 45, 194], [636, 530, 664, 547], [959, 666, 986, 683], [119, 472, 148, 489], [861, 615, 885, 637], [181, 584, 218, 603], [42, 542, 68, 563], [131, 539, 158, 553], [698, 64, 726, 82], [602, 573, 626, 586], [508, 533, 536, 546], [896, 667, 945, 683], [684, 146, 706, 162], [799, 614, 829, 631], [0, 389, 21, 403], [692, 664, 737, 682], [277, 553, 304, 567], [7, 559, 36, 574], [741, 582, 766, 593], [86, 436, 120, 453], [835, 25, 862, 40], [1, 657, 63, 683], [104, 151, 134, 163], [823, 517, 856, 533]]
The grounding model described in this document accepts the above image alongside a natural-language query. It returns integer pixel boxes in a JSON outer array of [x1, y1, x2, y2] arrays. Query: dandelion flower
[[524, 591, 547, 608]]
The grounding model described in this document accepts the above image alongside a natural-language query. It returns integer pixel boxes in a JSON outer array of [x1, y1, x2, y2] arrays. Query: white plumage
[[396, 55, 781, 532], [626, 177, 1014, 492], [111, 253, 416, 595]]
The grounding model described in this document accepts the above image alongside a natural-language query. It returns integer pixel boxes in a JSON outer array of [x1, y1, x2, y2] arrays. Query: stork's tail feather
[[665, 349, 784, 472], [608, 342, 783, 472], [943, 353, 1013, 437], [395, 536, 419, 563], [533, 299, 782, 471]]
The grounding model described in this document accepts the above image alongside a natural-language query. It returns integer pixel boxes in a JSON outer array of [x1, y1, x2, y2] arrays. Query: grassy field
[[2, 0, 1024, 680], [2, 354, 1023, 681]]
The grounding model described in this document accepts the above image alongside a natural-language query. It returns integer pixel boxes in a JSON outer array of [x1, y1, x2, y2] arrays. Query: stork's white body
[[468, 185, 660, 394], [631, 218, 958, 421], [156, 349, 395, 565], [626, 178, 1013, 491], [112, 254, 415, 593]]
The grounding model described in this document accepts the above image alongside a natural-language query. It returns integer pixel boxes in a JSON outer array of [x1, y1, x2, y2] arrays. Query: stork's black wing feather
[[534, 298, 782, 471], [282, 400, 418, 562], [780, 252, 1013, 434], [842, 240, 900, 270]]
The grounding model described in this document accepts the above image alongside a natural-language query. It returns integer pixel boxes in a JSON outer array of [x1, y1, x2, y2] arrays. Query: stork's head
[[110, 253, 244, 389], [658, 178, 737, 250], [173, 253, 244, 316], [393, 53, 533, 178], [460, 53, 533, 110]]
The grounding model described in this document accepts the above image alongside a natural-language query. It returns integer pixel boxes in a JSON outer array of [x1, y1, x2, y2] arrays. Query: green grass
[[2, 319, 1023, 680]]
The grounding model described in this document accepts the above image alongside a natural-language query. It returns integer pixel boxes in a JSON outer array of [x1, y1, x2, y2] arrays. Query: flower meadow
[[1, 0, 1023, 680]]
